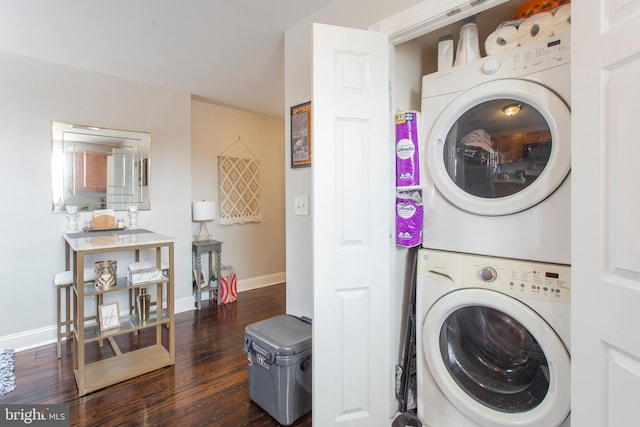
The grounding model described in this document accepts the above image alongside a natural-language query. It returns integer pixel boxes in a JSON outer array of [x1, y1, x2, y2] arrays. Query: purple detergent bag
[[396, 191, 423, 248], [395, 111, 420, 187]]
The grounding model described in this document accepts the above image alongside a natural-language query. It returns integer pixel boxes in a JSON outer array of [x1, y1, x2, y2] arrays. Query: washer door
[[423, 288, 570, 427], [426, 79, 570, 216]]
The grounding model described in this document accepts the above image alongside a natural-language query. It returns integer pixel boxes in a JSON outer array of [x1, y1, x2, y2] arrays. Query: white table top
[[63, 229, 175, 252]]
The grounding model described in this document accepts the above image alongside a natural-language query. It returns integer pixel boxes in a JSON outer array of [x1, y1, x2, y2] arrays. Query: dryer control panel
[[422, 32, 571, 98], [461, 253, 571, 304]]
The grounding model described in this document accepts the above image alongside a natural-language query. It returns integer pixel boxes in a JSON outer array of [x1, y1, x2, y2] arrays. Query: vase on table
[[95, 260, 117, 290], [136, 288, 151, 321]]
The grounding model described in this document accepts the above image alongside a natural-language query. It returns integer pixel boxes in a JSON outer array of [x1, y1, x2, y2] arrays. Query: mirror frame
[[51, 121, 151, 213]]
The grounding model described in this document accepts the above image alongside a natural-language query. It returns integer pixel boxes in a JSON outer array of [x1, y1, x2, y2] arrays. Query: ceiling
[[0, 0, 335, 118]]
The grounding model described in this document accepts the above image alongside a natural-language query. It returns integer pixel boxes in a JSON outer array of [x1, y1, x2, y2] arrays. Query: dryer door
[[423, 288, 570, 427], [426, 79, 570, 216]]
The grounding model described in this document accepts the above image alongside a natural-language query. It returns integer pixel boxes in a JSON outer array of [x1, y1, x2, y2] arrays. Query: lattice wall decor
[[217, 156, 262, 225]]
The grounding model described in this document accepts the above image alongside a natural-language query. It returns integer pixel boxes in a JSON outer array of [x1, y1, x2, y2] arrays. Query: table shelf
[[75, 344, 173, 396], [81, 275, 169, 296], [77, 310, 171, 342]]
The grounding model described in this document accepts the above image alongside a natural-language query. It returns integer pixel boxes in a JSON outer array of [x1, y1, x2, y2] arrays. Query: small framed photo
[[290, 101, 312, 168], [98, 302, 121, 331], [193, 269, 206, 289]]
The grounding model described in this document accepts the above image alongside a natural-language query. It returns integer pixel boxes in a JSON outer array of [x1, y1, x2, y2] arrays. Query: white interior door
[[572, 2, 640, 425], [312, 23, 393, 426]]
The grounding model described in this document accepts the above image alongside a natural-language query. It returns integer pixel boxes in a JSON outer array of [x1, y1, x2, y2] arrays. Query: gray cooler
[[242, 314, 312, 425]]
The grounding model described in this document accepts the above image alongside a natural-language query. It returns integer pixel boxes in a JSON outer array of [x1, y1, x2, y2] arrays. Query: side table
[[192, 240, 223, 309], [63, 229, 175, 395]]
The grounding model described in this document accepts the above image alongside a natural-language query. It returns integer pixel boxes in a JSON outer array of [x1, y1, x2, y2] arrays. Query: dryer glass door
[[444, 100, 550, 199], [426, 79, 570, 216]]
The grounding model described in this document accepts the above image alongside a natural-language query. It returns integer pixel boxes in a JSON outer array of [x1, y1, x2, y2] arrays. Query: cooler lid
[[245, 314, 312, 355]]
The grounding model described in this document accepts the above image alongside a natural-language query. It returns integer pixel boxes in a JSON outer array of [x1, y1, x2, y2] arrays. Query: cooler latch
[[242, 336, 251, 354], [251, 342, 275, 365]]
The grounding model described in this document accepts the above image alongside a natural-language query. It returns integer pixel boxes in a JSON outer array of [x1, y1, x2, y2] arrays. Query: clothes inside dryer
[[443, 98, 552, 199], [440, 306, 550, 413]]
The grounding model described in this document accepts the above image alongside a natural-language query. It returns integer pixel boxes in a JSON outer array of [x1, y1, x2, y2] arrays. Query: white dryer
[[420, 33, 571, 264], [416, 248, 571, 427]]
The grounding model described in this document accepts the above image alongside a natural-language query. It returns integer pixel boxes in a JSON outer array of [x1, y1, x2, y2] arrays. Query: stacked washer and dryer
[[415, 28, 572, 427]]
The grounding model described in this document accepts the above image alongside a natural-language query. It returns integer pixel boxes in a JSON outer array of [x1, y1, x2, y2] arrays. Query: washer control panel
[[462, 253, 571, 303], [479, 266, 497, 282]]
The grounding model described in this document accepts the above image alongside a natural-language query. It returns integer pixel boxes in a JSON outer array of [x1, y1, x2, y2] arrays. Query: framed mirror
[[51, 121, 151, 213]]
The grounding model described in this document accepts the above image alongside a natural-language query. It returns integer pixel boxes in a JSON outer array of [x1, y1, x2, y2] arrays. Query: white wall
[[0, 51, 192, 350], [389, 36, 429, 365], [392, 38, 427, 113], [191, 99, 286, 292], [0, 54, 289, 351]]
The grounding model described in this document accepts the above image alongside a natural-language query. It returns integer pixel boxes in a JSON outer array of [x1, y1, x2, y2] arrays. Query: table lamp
[[192, 200, 216, 242]]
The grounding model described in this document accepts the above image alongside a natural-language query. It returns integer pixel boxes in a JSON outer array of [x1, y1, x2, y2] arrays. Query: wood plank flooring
[[0, 283, 312, 426]]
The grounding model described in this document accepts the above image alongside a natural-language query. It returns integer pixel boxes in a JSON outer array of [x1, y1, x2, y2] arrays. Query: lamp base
[[194, 221, 211, 242]]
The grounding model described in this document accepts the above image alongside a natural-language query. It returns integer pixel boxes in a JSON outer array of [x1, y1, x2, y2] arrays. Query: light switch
[[294, 195, 309, 216]]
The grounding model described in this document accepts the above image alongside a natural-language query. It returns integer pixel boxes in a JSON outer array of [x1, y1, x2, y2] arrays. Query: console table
[[63, 229, 175, 396], [192, 240, 223, 309]]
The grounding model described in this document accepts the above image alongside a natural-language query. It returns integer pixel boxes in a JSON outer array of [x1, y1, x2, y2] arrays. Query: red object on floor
[[215, 266, 237, 304]]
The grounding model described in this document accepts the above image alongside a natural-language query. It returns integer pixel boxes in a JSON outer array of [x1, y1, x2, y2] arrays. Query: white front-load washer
[[416, 248, 571, 427], [420, 33, 571, 264]]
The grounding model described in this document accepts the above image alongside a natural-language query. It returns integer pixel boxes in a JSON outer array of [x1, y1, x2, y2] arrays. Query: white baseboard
[[175, 271, 286, 312], [0, 326, 57, 353], [1, 272, 286, 352], [237, 271, 286, 293]]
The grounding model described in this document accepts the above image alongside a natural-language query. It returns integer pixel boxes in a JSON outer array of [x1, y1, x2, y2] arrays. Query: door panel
[[572, 1, 640, 425], [312, 23, 391, 426]]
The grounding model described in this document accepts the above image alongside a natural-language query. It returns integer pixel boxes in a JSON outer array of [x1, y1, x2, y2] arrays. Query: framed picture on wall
[[290, 101, 312, 168]]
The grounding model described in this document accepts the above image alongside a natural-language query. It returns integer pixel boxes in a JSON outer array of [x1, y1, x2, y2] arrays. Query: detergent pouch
[[395, 111, 420, 187], [396, 191, 423, 248]]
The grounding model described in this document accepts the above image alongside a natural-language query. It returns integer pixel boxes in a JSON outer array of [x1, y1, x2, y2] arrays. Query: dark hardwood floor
[[0, 283, 312, 426]]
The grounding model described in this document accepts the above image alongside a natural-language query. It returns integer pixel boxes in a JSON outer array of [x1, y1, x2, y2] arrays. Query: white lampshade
[[192, 201, 216, 221]]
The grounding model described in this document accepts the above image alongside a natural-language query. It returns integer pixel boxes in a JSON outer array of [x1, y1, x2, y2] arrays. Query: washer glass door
[[423, 288, 570, 426], [441, 306, 549, 412], [426, 79, 570, 216]]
